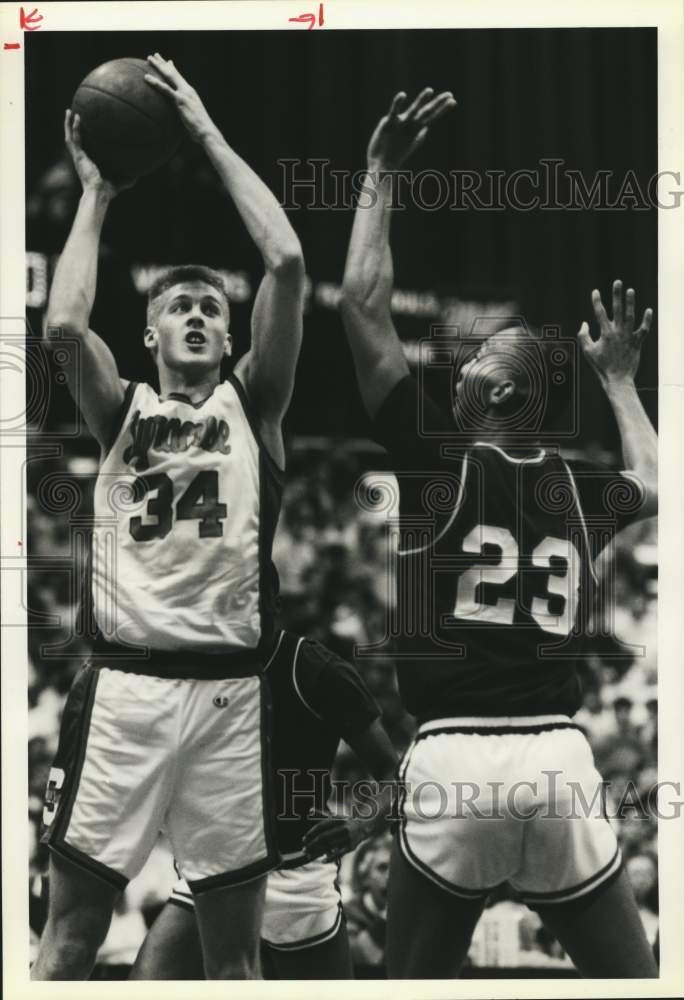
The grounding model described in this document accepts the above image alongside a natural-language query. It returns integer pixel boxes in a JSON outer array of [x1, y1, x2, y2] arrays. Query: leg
[[31, 852, 120, 980], [536, 870, 658, 978], [194, 875, 267, 979], [130, 902, 204, 980], [267, 922, 354, 979], [386, 839, 486, 978]]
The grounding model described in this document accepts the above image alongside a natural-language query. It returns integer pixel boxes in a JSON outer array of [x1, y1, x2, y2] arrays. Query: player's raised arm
[[145, 54, 305, 430], [339, 89, 456, 420], [46, 111, 131, 451], [578, 280, 657, 518]]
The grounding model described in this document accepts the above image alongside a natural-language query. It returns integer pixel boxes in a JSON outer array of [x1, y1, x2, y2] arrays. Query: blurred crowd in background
[[28, 437, 658, 977]]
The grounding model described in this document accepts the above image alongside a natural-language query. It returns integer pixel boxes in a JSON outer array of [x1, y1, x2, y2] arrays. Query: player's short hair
[[470, 324, 572, 428], [146, 264, 231, 325]]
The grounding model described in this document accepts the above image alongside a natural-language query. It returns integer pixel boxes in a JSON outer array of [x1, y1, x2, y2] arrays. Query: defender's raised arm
[[340, 89, 455, 419], [579, 280, 657, 518], [145, 54, 305, 439], [46, 111, 131, 451]]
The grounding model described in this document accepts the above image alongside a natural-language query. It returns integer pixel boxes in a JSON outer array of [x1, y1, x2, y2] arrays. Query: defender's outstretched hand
[[64, 110, 133, 196], [145, 53, 216, 143], [578, 280, 654, 385], [302, 814, 373, 863], [367, 88, 456, 172]]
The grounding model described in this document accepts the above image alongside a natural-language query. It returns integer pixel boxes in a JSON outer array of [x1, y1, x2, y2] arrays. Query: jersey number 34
[[129, 470, 226, 541]]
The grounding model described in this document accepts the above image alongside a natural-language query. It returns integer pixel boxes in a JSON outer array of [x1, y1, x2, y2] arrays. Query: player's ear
[[223, 332, 233, 358], [144, 325, 157, 350], [489, 379, 515, 407]]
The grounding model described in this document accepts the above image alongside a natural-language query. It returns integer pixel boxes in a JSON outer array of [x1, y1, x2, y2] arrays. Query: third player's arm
[[579, 280, 657, 518], [340, 89, 456, 420], [302, 719, 398, 861]]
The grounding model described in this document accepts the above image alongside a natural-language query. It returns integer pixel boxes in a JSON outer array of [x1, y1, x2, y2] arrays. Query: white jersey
[[91, 376, 283, 654]]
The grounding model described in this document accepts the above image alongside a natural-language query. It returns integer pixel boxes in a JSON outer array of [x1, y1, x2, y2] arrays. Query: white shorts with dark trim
[[42, 664, 278, 892], [398, 715, 622, 906], [170, 856, 343, 950]]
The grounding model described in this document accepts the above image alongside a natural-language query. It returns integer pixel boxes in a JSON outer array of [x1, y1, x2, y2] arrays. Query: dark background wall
[[25, 28, 658, 446]]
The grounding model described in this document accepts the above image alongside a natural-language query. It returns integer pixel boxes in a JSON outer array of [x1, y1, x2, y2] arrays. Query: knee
[[45, 901, 110, 953], [33, 920, 104, 979], [57, 933, 102, 970]]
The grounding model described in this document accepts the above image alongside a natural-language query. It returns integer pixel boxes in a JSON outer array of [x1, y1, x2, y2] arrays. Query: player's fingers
[[405, 87, 435, 119], [151, 53, 185, 87], [625, 287, 636, 330], [577, 321, 594, 354], [146, 54, 178, 88], [144, 73, 177, 99], [412, 126, 429, 150], [635, 307, 654, 344], [415, 91, 456, 125], [71, 113, 83, 148], [612, 279, 623, 327], [591, 289, 610, 330], [303, 819, 337, 839], [389, 91, 408, 118]]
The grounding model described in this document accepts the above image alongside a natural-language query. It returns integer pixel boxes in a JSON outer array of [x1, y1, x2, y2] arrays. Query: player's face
[[147, 281, 231, 373], [366, 843, 391, 906]]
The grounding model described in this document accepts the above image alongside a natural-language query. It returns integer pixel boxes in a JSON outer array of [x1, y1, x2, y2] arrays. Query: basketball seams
[[75, 83, 165, 131], [71, 57, 183, 181]]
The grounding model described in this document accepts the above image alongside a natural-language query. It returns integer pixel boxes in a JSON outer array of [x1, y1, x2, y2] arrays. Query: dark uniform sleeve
[[371, 375, 453, 471], [294, 639, 381, 743], [565, 458, 648, 536]]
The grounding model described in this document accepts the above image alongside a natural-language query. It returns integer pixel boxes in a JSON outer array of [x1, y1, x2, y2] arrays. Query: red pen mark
[[289, 2, 324, 29], [4, 6, 43, 50], [20, 6, 44, 31]]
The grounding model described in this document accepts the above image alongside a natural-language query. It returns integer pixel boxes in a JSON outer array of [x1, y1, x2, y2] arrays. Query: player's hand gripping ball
[[71, 58, 183, 183]]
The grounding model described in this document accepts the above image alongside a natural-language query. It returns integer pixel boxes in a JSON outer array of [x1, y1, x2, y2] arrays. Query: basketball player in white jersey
[[33, 55, 305, 980], [340, 90, 658, 977]]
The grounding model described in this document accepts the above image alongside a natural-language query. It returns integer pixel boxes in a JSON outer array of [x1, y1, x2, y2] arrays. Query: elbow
[[622, 469, 658, 518], [269, 243, 305, 281], [339, 277, 361, 311], [644, 479, 658, 515], [340, 279, 388, 324], [44, 313, 88, 342], [46, 290, 91, 340]]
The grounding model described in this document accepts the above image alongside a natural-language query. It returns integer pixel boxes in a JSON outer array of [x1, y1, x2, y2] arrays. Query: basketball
[[71, 58, 183, 183]]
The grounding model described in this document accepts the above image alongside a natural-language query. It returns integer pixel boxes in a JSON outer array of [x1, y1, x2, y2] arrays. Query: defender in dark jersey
[[128, 632, 398, 979], [34, 56, 305, 981], [339, 89, 658, 977]]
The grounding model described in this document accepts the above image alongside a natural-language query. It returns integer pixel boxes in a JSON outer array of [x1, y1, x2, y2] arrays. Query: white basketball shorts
[[42, 664, 278, 892], [398, 715, 622, 906], [171, 856, 344, 950]]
